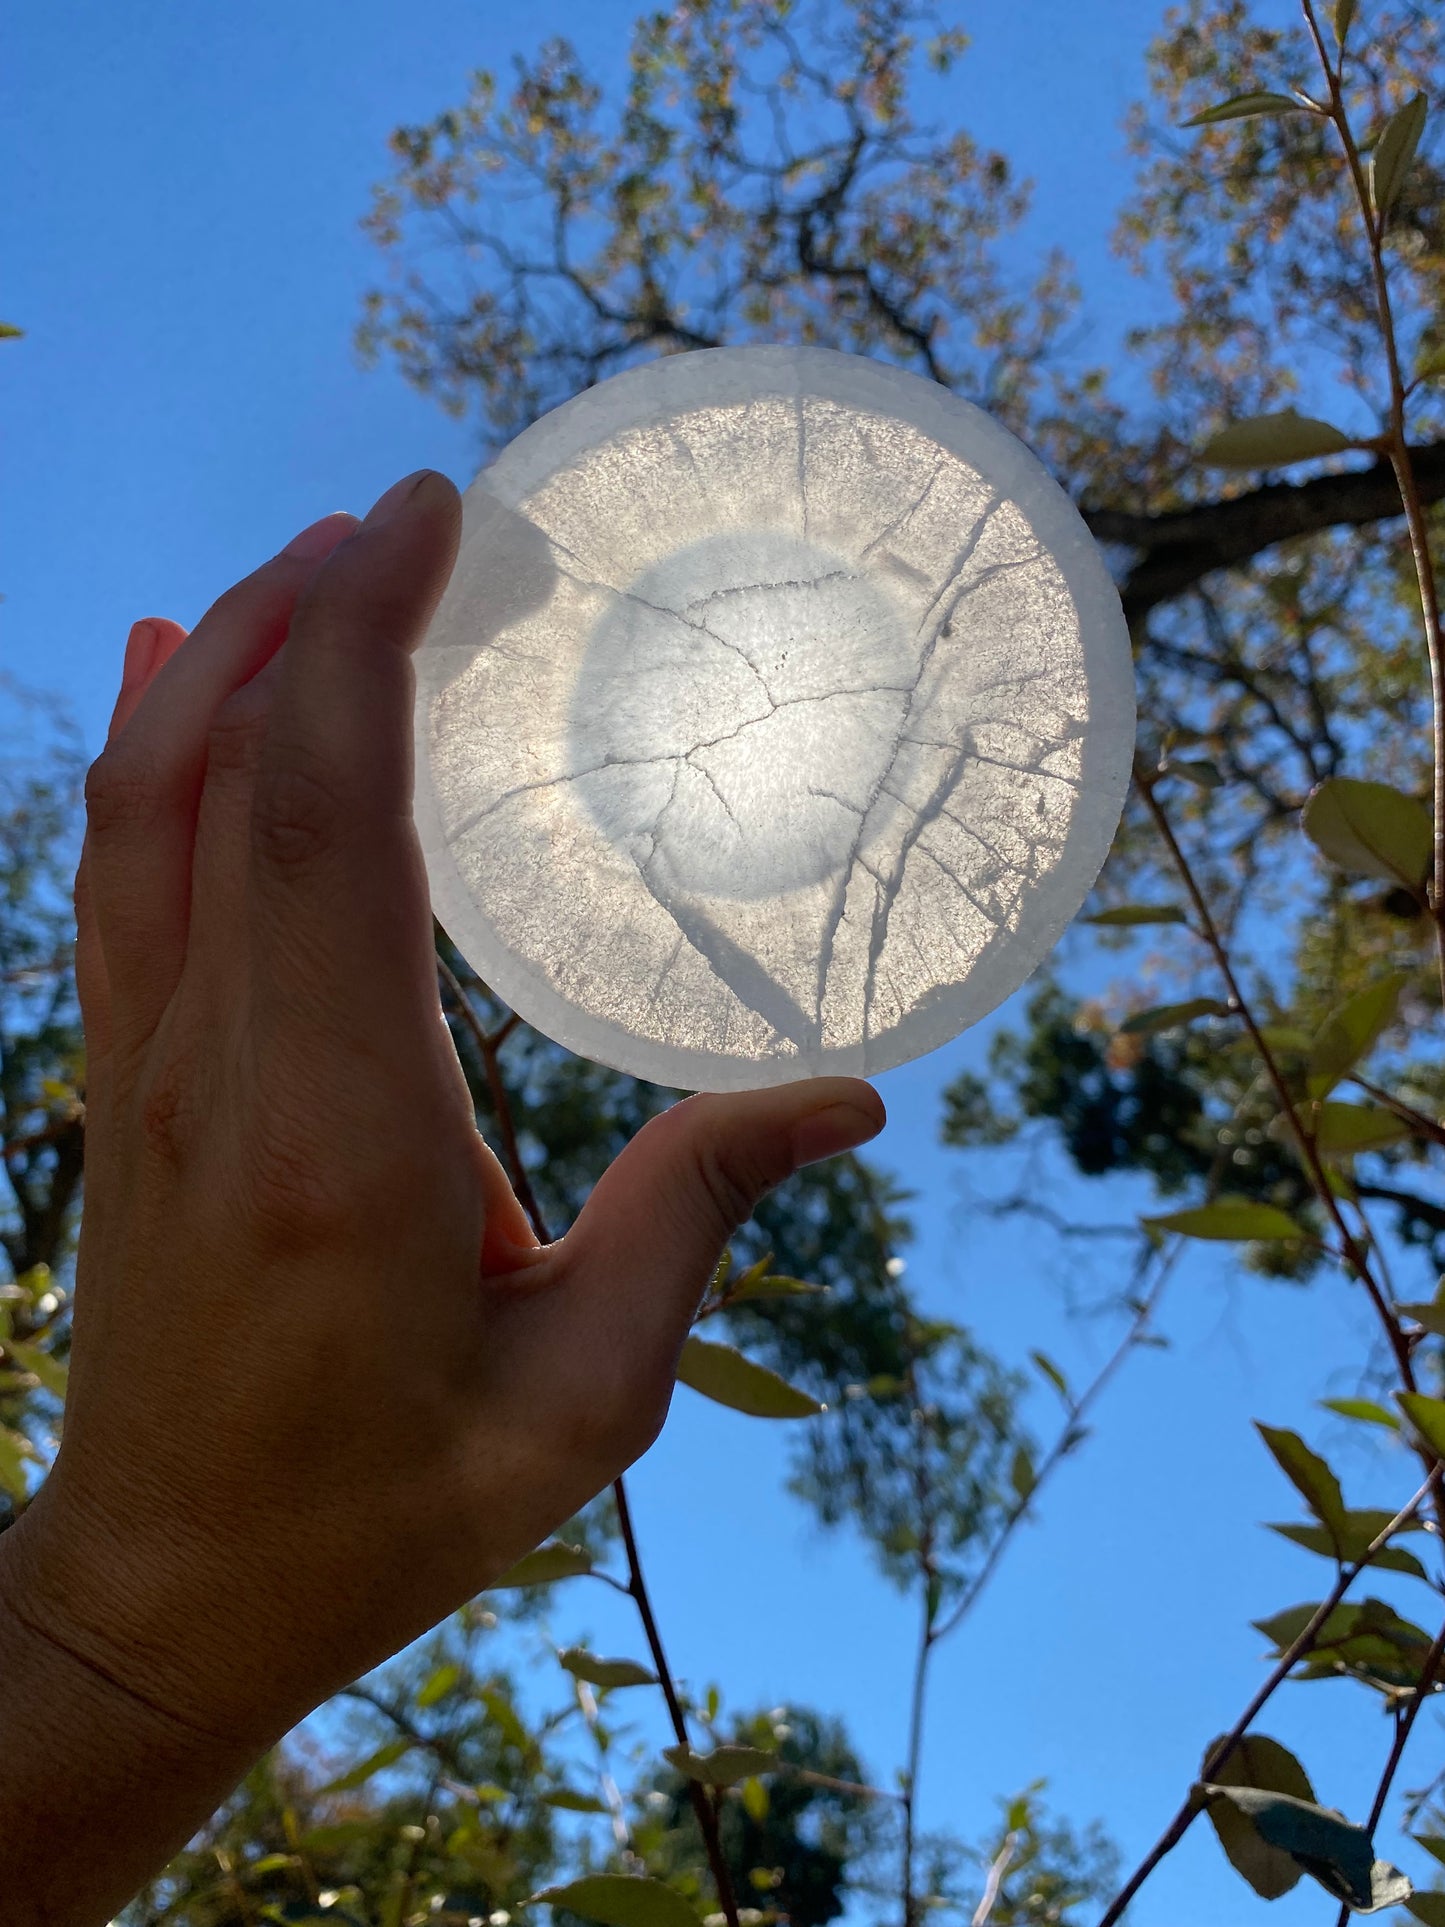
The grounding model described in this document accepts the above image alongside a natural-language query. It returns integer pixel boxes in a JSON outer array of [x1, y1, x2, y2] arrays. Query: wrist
[[0, 1512, 262, 1924]]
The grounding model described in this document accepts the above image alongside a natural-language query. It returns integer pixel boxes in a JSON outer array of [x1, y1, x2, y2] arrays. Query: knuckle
[[690, 1134, 774, 1238], [204, 696, 269, 782], [135, 1055, 203, 1177], [243, 1121, 357, 1255], [84, 745, 165, 838], [252, 753, 345, 874]]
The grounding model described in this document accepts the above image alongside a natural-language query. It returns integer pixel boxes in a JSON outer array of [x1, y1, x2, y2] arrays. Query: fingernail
[[790, 1100, 885, 1169], [281, 510, 356, 560], [362, 469, 436, 528], [122, 618, 159, 688]]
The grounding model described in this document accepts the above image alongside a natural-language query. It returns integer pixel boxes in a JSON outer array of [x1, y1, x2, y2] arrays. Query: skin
[[0, 471, 885, 1925]]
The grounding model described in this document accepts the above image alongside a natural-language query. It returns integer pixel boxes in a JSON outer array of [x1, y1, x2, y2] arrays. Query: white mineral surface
[[414, 345, 1136, 1091]]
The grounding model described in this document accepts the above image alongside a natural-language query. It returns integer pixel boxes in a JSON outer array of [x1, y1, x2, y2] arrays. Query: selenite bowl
[[413, 345, 1135, 1092]]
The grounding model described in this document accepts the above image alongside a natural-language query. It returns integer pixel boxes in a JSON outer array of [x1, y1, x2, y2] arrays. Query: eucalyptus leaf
[[676, 1335, 823, 1418], [1199, 409, 1353, 468], [1084, 903, 1187, 926], [1268, 1517, 1429, 1581], [1400, 1301, 1445, 1337], [1407, 1895, 1445, 1927], [1301, 777, 1431, 890], [1333, 0, 1356, 45], [531, 1875, 702, 1927], [1010, 1443, 1036, 1503], [1399, 1393, 1445, 1460], [1196, 1785, 1410, 1910], [1029, 1350, 1072, 1404], [663, 1742, 777, 1787], [1144, 1200, 1305, 1242], [416, 1662, 461, 1709], [558, 1648, 658, 1689], [543, 1788, 611, 1814], [490, 1542, 594, 1588], [1120, 997, 1229, 1035], [318, 1739, 413, 1795], [1320, 1396, 1400, 1431], [1200, 1733, 1315, 1899], [727, 1271, 828, 1303], [1369, 92, 1428, 222], [1256, 1424, 1346, 1534], [1417, 1837, 1445, 1869], [1, 1337, 66, 1397], [1302, 1101, 1412, 1156], [1183, 91, 1318, 127], [1307, 974, 1408, 1099]]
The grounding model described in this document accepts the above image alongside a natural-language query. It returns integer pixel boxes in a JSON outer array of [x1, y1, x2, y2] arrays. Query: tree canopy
[[7, 0, 1445, 1919]]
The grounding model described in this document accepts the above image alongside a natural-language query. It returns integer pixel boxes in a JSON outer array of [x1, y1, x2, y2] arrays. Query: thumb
[[556, 1076, 885, 1369]]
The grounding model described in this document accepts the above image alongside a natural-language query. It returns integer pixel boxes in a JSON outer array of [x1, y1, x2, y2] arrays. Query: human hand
[[0, 471, 884, 1920]]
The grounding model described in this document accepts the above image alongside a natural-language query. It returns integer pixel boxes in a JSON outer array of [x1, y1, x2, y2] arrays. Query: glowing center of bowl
[[567, 528, 916, 902]]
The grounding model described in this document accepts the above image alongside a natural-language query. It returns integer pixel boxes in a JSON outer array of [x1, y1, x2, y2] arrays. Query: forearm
[[0, 1544, 260, 1927]]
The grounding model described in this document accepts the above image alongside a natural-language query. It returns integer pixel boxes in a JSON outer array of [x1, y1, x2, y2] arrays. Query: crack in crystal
[[859, 459, 947, 562]]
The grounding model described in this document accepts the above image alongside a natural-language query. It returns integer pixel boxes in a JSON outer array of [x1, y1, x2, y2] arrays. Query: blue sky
[[5, 1, 1438, 1921]]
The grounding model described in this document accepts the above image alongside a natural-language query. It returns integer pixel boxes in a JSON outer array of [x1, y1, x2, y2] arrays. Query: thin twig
[[1330, 1610, 1445, 1927], [933, 1242, 1179, 1643], [1301, 0, 1445, 1007], [971, 1836, 1017, 1927], [436, 956, 740, 1927], [615, 1476, 742, 1927], [1136, 766, 1415, 1388], [1348, 1074, 1445, 1151], [1096, 1478, 1436, 1926]]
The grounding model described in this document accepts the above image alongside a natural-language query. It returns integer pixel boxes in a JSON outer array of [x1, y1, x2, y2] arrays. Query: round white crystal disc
[[414, 346, 1135, 1092]]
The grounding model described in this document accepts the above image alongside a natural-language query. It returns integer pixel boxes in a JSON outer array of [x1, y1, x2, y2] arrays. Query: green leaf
[[1196, 1786, 1410, 1910], [676, 1336, 823, 1419], [1369, 92, 1428, 222], [1084, 904, 1187, 926], [1029, 1350, 1072, 1405], [0, 323, 22, 341], [1302, 778, 1431, 890], [531, 1876, 701, 1927], [1255, 1597, 1435, 1691], [1120, 997, 1230, 1035], [246, 1853, 302, 1875], [2, 1338, 66, 1398], [558, 1648, 657, 1689], [1416, 1836, 1445, 1869], [1302, 1101, 1412, 1157], [1321, 1396, 1400, 1431], [1399, 1393, 1445, 1460], [478, 1685, 532, 1754], [319, 1738, 413, 1794], [1307, 974, 1409, 1099], [1256, 1425, 1346, 1533], [1400, 1301, 1445, 1337], [742, 1776, 770, 1823], [0, 1424, 37, 1502], [1407, 1895, 1445, 1927], [1199, 410, 1353, 468], [1183, 91, 1317, 127], [416, 1662, 461, 1709], [1010, 1444, 1036, 1503], [663, 1743, 778, 1788], [490, 1541, 593, 1588], [1145, 1200, 1306, 1242], [1333, 0, 1357, 46], [1416, 343, 1445, 385], [1268, 1516, 1429, 1580], [726, 1271, 827, 1303], [1200, 1733, 1316, 1899], [543, 1787, 610, 1813], [1168, 757, 1225, 789]]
